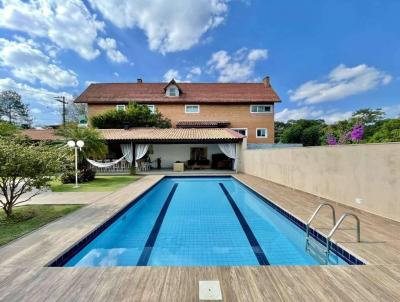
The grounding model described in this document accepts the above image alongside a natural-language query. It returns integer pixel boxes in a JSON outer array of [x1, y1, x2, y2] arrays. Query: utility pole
[[54, 96, 67, 127]]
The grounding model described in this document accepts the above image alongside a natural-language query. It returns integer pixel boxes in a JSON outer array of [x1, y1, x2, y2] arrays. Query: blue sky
[[0, 0, 399, 125]]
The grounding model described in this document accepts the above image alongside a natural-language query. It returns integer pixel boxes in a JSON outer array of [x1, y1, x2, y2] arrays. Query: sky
[[0, 0, 399, 125]]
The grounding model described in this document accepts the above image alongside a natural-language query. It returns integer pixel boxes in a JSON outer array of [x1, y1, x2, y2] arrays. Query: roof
[[74, 82, 281, 104], [22, 128, 243, 143], [21, 129, 62, 141], [176, 120, 230, 128], [100, 128, 243, 142]]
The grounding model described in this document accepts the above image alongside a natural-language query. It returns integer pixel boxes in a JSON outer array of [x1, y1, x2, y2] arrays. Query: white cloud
[[98, 38, 128, 63], [276, 107, 324, 122], [113, 72, 119, 77], [0, 77, 72, 109], [85, 80, 98, 87], [290, 64, 392, 104], [163, 69, 183, 82], [0, 38, 78, 88], [207, 48, 268, 82], [276, 106, 352, 124], [190, 67, 202, 76], [319, 111, 353, 124], [0, 0, 104, 60], [31, 108, 42, 114], [89, 0, 229, 53], [163, 67, 203, 82]]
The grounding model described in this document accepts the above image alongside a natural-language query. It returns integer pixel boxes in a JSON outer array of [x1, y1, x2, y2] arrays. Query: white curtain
[[135, 144, 149, 167], [218, 143, 238, 171], [86, 157, 125, 168], [120, 143, 133, 164]]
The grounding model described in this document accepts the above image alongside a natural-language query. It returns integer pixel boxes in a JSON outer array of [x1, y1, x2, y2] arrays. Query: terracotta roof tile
[[22, 129, 62, 141], [100, 128, 243, 142], [74, 82, 281, 104], [176, 120, 230, 128], [22, 128, 243, 142]]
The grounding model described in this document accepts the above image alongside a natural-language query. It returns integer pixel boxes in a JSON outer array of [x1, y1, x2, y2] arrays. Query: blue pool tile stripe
[[219, 183, 270, 266], [137, 183, 178, 266]]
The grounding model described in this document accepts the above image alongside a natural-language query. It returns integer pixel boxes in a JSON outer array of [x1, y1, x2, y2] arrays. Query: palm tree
[[55, 123, 108, 165]]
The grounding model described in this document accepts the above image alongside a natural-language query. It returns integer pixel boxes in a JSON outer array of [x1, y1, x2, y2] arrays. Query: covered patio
[[90, 128, 244, 174]]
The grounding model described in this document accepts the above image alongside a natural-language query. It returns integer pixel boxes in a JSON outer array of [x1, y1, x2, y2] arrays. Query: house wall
[[239, 143, 400, 222], [150, 144, 223, 168], [88, 103, 275, 144]]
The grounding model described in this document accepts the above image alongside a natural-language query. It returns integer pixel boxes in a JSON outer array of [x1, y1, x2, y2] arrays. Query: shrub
[[61, 168, 96, 184], [0, 137, 70, 217]]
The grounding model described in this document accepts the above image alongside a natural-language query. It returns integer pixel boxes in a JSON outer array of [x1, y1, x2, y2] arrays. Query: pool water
[[64, 177, 349, 267]]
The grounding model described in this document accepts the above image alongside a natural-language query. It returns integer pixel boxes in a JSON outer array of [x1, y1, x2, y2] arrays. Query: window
[[250, 104, 272, 113], [185, 104, 200, 113], [256, 128, 268, 138], [146, 104, 155, 113], [232, 128, 248, 136], [116, 104, 126, 111], [167, 86, 179, 97]]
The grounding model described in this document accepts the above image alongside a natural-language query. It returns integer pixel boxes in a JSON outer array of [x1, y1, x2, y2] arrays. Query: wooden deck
[[0, 174, 399, 301]]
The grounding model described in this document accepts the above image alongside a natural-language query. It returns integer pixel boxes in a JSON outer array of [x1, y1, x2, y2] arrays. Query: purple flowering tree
[[326, 133, 337, 145], [350, 124, 364, 143]]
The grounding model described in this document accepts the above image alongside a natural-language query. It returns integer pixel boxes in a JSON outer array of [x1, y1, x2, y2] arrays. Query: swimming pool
[[52, 177, 363, 267]]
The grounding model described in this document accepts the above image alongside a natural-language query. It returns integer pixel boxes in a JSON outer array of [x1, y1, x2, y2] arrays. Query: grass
[[0, 204, 84, 246], [50, 175, 141, 192]]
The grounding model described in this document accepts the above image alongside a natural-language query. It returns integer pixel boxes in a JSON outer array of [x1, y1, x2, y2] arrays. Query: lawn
[[50, 175, 141, 192], [0, 204, 84, 246]]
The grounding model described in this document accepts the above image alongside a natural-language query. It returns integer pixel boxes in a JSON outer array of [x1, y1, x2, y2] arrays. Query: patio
[[89, 128, 244, 174]]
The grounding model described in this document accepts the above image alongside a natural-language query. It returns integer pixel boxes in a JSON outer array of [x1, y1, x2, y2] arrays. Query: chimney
[[137, 78, 143, 83], [263, 76, 270, 87]]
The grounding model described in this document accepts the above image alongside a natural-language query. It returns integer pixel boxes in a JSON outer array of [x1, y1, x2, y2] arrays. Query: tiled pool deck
[[0, 174, 399, 301]]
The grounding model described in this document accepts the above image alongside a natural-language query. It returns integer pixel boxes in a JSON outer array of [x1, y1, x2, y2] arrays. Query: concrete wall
[[239, 143, 400, 222]]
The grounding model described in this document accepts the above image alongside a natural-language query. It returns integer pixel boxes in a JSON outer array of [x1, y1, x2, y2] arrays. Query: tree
[[91, 102, 171, 129], [301, 125, 322, 146], [0, 90, 31, 125], [0, 121, 19, 138], [281, 119, 325, 146], [64, 97, 87, 124], [351, 108, 385, 125], [0, 138, 70, 217], [55, 123, 108, 163], [367, 119, 400, 143], [274, 121, 289, 143]]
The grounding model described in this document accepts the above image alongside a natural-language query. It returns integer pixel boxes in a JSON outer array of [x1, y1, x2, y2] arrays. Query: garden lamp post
[[67, 140, 85, 188]]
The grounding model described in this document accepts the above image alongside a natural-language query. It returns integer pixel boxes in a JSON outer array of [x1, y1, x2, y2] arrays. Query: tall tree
[[0, 90, 31, 125], [351, 108, 385, 125], [65, 98, 87, 124]]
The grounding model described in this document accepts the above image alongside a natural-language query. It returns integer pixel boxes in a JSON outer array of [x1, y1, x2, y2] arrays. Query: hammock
[[86, 156, 126, 168]]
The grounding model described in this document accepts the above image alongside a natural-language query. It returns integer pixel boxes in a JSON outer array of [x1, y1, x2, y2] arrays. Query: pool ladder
[[305, 202, 361, 264]]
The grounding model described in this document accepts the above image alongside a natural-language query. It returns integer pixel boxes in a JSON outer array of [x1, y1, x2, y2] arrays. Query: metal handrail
[[325, 213, 361, 263], [305, 203, 336, 250]]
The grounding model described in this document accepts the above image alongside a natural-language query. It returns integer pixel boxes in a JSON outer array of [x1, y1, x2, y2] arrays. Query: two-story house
[[25, 76, 281, 172], [75, 76, 281, 144]]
